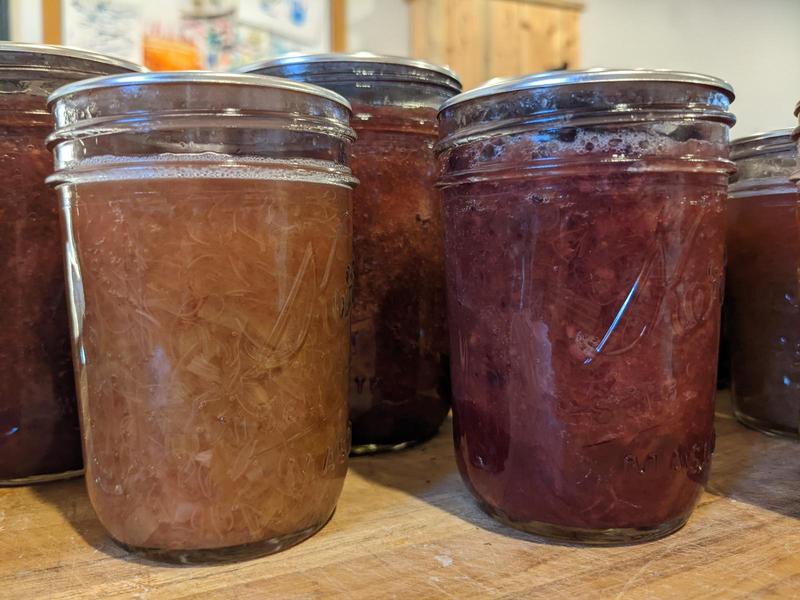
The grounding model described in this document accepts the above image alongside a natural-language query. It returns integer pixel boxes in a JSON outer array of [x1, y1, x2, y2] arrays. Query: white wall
[[343, 0, 800, 136], [581, 0, 800, 137], [9, 0, 42, 43], [346, 0, 409, 56]]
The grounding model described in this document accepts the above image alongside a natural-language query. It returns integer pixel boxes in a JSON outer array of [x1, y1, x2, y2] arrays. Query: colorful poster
[[60, 0, 329, 71], [62, 0, 143, 63], [142, 0, 238, 70], [239, 0, 327, 45]]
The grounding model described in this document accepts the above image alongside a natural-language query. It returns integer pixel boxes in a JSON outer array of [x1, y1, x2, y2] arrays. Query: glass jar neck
[[47, 82, 357, 188], [438, 81, 734, 150], [728, 177, 797, 199], [730, 147, 796, 195], [730, 134, 796, 195], [0, 69, 119, 120], [349, 103, 439, 136], [241, 61, 460, 128], [436, 81, 735, 186]]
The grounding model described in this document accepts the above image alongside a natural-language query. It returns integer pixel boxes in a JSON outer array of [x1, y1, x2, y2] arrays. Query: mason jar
[[48, 72, 355, 561], [0, 43, 143, 485], [728, 130, 799, 438], [237, 54, 462, 453], [436, 70, 735, 544]]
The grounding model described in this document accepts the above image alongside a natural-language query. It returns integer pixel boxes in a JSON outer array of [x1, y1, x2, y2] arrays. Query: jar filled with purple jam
[[238, 54, 462, 453], [0, 43, 143, 485], [436, 70, 735, 544], [728, 130, 800, 438]]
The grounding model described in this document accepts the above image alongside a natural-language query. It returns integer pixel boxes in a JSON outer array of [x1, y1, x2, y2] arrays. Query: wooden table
[[1, 394, 798, 599]]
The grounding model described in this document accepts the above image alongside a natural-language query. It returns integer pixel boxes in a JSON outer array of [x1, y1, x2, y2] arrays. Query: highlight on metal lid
[[0, 41, 145, 73], [731, 128, 796, 161], [235, 51, 462, 91], [47, 71, 352, 110], [440, 68, 735, 112], [731, 128, 794, 147]]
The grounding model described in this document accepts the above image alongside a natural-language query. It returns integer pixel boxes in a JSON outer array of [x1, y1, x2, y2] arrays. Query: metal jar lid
[[440, 68, 735, 112], [0, 41, 145, 74], [731, 129, 795, 161], [48, 71, 351, 110], [235, 52, 462, 93]]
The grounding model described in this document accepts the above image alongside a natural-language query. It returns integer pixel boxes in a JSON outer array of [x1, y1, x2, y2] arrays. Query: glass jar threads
[[0, 43, 143, 485], [728, 130, 799, 438], [436, 70, 735, 544], [238, 54, 461, 453], [48, 72, 355, 560]]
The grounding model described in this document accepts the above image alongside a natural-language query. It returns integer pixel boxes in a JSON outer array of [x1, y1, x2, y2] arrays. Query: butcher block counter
[[0, 392, 798, 599]]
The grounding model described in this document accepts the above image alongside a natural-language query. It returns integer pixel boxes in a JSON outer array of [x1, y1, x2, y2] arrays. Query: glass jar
[[0, 43, 143, 485], [48, 72, 355, 561], [728, 130, 800, 438], [238, 54, 462, 453], [436, 70, 735, 544]]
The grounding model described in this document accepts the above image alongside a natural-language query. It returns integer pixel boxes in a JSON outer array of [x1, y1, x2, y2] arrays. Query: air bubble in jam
[[60, 158, 352, 553]]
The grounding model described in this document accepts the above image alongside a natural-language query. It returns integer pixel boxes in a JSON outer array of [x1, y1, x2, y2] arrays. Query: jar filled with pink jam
[[436, 70, 735, 544], [238, 54, 462, 453], [48, 72, 355, 561], [0, 43, 143, 485], [728, 130, 800, 438]]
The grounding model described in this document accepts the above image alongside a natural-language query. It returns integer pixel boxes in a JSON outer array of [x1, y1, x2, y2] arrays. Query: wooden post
[[331, 0, 346, 52], [409, 0, 583, 89], [42, 0, 60, 44]]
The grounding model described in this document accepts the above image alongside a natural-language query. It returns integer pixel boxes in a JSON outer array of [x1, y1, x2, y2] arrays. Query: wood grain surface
[[0, 393, 798, 599], [409, 0, 582, 89]]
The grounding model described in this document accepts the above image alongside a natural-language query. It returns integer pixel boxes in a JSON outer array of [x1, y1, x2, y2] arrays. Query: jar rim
[[48, 71, 352, 110], [0, 41, 145, 73], [732, 128, 794, 147], [235, 51, 462, 92], [729, 176, 797, 198], [731, 128, 795, 161], [439, 68, 735, 112]]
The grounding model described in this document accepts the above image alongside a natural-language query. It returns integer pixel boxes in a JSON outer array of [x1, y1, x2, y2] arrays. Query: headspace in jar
[[0, 43, 144, 485], [436, 69, 735, 544], [729, 130, 800, 438], [48, 72, 355, 561], [237, 54, 462, 453]]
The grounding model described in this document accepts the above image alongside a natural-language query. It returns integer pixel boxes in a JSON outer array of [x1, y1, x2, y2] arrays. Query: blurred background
[[1, 0, 796, 137]]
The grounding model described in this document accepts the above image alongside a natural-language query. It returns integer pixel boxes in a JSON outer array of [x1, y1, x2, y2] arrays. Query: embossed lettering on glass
[[48, 72, 355, 561], [436, 70, 735, 544]]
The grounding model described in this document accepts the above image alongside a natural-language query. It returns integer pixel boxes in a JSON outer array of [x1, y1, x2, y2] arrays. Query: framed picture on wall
[[41, 0, 345, 69], [238, 0, 327, 45], [61, 0, 142, 62]]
